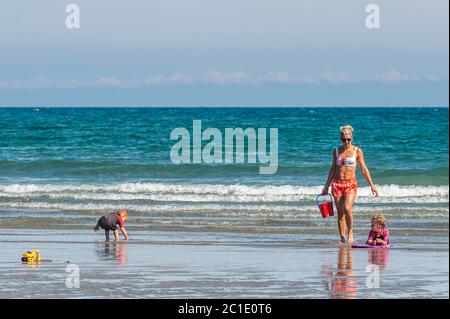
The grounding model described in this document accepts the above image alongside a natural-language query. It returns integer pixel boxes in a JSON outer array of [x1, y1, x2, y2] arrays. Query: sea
[[0, 107, 448, 249]]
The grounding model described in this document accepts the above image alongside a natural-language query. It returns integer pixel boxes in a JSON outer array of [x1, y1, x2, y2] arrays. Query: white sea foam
[[0, 183, 448, 204], [1, 180, 448, 219], [1, 202, 448, 219]]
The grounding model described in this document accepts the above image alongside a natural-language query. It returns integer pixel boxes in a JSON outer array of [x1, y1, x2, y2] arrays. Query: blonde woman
[[322, 125, 378, 243]]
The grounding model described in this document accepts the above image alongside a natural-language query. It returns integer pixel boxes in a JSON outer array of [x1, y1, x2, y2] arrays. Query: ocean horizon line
[[1, 105, 449, 109]]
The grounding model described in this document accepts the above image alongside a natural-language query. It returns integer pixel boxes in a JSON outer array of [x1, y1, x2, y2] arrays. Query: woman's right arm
[[322, 149, 336, 195]]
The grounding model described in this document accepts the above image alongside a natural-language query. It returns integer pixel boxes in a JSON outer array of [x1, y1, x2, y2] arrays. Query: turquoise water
[[0, 107, 448, 249], [0, 107, 448, 185], [0, 108, 448, 300]]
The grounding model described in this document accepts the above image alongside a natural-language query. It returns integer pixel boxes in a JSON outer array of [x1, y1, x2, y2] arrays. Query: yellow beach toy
[[21, 249, 42, 263]]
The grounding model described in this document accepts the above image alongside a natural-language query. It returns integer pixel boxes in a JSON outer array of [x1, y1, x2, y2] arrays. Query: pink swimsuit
[[368, 228, 390, 244]]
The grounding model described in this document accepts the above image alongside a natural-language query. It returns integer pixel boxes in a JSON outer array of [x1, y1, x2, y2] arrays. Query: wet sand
[[0, 229, 448, 299]]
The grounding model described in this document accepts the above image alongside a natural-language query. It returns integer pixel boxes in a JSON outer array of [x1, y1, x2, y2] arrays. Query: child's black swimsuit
[[98, 213, 122, 231]]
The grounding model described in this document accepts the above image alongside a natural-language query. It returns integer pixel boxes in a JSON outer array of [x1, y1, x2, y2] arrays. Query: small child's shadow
[[368, 248, 389, 271], [96, 241, 128, 266]]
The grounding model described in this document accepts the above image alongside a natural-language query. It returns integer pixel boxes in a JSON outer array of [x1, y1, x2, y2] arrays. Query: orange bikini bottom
[[332, 178, 358, 198]]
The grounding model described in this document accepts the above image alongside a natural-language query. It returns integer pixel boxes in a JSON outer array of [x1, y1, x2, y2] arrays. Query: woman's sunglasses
[[341, 138, 352, 142]]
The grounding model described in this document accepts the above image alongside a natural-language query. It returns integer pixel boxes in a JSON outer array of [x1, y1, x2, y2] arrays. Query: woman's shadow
[[97, 241, 128, 266], [330, 246, 358, 299], [321, 246, 358, 299], [322, 245, 390, 298]]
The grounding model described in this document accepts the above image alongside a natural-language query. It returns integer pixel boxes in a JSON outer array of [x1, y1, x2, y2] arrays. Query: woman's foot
[[346, 233, 354, 244]]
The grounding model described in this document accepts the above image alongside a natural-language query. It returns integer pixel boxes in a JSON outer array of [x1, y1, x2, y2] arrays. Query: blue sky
[[0, 0, 448, 106]]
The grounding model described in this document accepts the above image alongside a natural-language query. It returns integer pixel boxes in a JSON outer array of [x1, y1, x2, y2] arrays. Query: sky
[[0, 0, 448, 107]]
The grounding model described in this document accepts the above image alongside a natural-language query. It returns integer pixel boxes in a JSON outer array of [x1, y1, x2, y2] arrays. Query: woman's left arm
[[357, 148, 379, 197]]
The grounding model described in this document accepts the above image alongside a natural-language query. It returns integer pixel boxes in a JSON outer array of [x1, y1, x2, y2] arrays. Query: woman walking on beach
[[322, 125, 378, 243]]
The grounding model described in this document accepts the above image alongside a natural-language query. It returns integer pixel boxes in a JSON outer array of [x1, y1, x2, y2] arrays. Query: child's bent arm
[[120, 226, 129, 240]]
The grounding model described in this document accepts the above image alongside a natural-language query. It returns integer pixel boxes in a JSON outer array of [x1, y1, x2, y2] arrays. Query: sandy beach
[[0, 107, 448, 299], [0, 228, 448, 299]]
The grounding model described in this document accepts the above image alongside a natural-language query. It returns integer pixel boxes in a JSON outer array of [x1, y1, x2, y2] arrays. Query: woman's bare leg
[[105, 230, 110, 242], [335, 196, 346, 243], [344, 193, 356, 243], [337, 246, 352, 270]]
